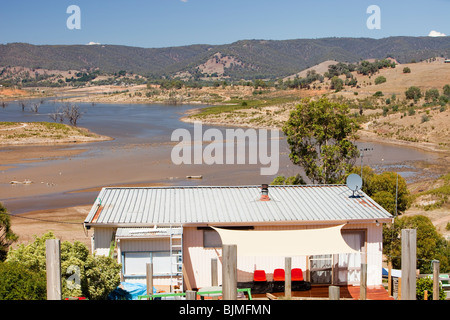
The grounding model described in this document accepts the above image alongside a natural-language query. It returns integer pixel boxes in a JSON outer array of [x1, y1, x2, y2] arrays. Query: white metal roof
[[84, 185, 392, 227]]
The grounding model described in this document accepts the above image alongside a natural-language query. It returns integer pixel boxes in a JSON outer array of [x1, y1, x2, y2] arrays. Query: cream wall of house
[[91, 222, 385, 290]]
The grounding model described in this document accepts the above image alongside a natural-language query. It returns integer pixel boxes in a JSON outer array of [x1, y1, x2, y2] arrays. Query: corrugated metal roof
[[84, 185, 393, 226]]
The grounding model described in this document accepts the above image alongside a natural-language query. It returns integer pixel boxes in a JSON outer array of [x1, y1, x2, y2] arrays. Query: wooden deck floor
[[253, 285, 394, 300]]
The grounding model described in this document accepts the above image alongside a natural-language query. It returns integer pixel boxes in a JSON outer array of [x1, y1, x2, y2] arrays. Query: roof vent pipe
[[260, 184, 270, 201]]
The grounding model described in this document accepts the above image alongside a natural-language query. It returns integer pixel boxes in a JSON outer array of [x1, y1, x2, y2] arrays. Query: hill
[[1, 36, 450, 80], [184, 58, 450, 153]]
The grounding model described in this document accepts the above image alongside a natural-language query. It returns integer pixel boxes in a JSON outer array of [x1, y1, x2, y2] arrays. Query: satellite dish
[[346, 174, 362, 197]]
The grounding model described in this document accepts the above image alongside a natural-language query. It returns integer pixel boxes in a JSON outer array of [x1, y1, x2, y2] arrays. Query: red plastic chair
[[291, 268, 304, 281], [273, 269, 285, 282], [253, 270, 267, 282]]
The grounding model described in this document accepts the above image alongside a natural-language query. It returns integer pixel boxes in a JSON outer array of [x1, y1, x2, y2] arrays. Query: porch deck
[[253, 285, 394, 300]]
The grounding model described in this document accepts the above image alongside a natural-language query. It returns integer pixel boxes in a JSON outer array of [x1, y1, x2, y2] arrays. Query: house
[[83, 184, 393, 292]]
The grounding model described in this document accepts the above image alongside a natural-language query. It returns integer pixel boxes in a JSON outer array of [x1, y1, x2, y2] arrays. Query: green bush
[[405, 86, 422, 101], [6, 232, 121, 300], [0, 262, 46, 300], [383, 215, 450, 273], [416, 276, 446, 300], [425, 88, 439, 102], [373, 91, 384, 97], [375, 76, 387, 85]]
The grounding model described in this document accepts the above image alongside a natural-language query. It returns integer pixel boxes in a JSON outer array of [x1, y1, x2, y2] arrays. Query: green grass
[[191, 96, 299, 118], [0, 121, 20, 126]]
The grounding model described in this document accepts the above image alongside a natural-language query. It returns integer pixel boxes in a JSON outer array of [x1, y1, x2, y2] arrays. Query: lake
[[0, 100, 441, 213]]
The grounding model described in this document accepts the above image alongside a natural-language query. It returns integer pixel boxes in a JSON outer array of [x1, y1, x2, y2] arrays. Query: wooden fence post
[[211, 258, 218, 286], [360, 263, 367, 300], [46, 239, 62, 300], [146, 263, 153, 297], [388, 261, 393, 296], [186, 290, 197, 300], [329, 286, 340, 300], [432, 260, 440, 301], [211, 258, 218, 300], [285, 257, 292, 299], [222, 244, 237, 300], [401, 229, 416, 300]]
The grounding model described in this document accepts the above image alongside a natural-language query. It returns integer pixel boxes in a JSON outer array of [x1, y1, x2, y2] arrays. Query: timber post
[[222, 244, 237, 300], [46, 239, 62, 300]]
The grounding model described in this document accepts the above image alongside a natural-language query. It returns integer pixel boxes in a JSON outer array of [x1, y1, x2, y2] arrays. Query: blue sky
[[0, 0, 449, 48]]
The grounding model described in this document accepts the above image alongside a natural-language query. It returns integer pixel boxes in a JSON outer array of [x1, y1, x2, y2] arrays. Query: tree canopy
[[282, 97, 359, 184], [0, 203, 18, 262], [383, 215, 450, 274], [350, 166, 411, 215], [405, 86, 422, 101]]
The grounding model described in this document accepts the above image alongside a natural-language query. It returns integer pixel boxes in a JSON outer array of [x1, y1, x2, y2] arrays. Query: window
[[123, 251, 180, 276], [309, 255, 332, 284], [124, 252, 150, 276], [203, 229, 222, 248]]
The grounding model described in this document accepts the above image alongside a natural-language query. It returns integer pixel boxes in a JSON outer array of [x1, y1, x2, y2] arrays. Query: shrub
[[373, 91, 384, 97], [330, 76, 344, 92], [416, 276, 446, 300], [421, 114, 430, 123], [0, 262, 46, 300], [7, 232, 121, 300], [403, 67, 411, 73], [405, 86, 422, 101], [443, 84, 450, 97], [408, 107, 416, 116], [375, 76, 387, 85], [425, 88, 440, 102]]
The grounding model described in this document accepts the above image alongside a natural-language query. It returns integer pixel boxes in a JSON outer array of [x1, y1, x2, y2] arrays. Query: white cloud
[[428, 30, 446, 37], [180, 0, 188, 2], [87, 41, 101, 45]]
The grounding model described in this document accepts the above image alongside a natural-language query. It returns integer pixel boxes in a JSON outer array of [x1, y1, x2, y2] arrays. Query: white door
[[337, 231, 365, 285]]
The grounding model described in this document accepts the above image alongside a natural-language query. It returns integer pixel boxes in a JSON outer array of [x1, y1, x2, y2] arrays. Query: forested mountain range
[[1, 36, 450, 80]]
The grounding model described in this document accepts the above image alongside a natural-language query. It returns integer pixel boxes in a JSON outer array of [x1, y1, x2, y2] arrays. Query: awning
[[212, 224, 359, 256]]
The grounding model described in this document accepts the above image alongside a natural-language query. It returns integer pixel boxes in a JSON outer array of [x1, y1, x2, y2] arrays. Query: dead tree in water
[[49, 107, 65, 123], [18, 100, 27, 111], [30, 103, 40, 113], [63, 104, 83, 126]]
